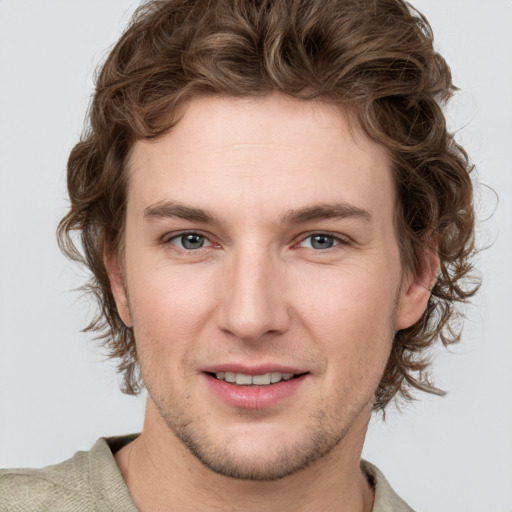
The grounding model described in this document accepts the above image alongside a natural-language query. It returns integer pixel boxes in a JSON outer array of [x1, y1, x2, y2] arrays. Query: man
[[0, 0, 477, 510]]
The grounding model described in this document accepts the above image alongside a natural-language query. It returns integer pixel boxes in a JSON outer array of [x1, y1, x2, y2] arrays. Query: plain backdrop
[[0, 1, 511, 511]]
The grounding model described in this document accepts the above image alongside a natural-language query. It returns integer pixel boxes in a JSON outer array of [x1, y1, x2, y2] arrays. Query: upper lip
[[202, 364, 307, 376]]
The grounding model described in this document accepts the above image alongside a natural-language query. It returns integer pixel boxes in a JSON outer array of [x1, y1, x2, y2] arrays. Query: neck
[[115, 399, 374, 512]]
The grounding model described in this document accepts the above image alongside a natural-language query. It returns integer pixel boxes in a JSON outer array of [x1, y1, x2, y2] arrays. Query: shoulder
[[361, 460, 415, 512], [0, 436, 139, 512], [0, 450, 94, 512]]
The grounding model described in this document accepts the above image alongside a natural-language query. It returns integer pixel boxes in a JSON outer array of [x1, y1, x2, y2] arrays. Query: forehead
[[126, 94, 394, 224]]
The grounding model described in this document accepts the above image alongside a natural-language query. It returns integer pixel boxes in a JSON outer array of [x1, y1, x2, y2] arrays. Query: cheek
[[295, 261, 398, 324], [291, 263, 399, 365], [126, 263, 217, 356]]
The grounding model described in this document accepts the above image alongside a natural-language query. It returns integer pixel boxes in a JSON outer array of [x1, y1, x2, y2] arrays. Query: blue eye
[[300, 234, 340, 250], [170, 233, 210, 250]]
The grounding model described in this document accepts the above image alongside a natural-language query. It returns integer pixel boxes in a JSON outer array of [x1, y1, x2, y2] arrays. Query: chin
[[179, 430, 345, 481], [156, 401, 350, 481]]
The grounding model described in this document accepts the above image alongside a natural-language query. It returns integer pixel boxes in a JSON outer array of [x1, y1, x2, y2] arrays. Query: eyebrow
[[281, 203, 372, 224], [143, 201, 214, 223], [143, 200, 372, 225]]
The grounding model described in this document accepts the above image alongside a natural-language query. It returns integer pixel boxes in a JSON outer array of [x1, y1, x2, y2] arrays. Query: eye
[[299, 233, 342, 250], [168, 232, 212, 250]]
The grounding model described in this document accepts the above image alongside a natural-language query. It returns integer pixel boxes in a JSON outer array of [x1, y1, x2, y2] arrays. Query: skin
[[107, 94, 437, 511]]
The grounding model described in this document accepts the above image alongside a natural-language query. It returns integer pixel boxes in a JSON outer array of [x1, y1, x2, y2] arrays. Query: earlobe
[[104, 249, 133, 328], [395, 244, 440, 330]]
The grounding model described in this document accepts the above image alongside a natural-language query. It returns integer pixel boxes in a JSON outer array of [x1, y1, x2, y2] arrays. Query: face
[[108, 94, 431, 481]]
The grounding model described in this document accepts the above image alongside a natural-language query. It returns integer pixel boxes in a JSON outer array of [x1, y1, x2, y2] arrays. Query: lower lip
[[204, 373, 307, 409]]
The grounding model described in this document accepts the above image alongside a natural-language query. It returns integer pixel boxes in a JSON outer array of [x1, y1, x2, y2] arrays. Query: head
[[59, 0, 477, 413]]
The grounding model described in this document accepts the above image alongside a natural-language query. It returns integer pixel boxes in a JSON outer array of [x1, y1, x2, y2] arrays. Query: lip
[[202, 364, 306, 376], [203, 371, 308, 410]]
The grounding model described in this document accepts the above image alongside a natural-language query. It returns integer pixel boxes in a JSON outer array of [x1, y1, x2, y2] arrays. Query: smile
[[214, 371, 297, 386], [205, 369, 308, 408]]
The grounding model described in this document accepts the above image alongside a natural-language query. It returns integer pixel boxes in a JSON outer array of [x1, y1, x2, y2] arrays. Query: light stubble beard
[[149, 389, 364, 481], [133, 289, 400, 482]]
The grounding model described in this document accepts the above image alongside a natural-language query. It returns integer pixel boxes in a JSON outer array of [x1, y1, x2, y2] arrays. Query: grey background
[[1, 1, 511, 510]]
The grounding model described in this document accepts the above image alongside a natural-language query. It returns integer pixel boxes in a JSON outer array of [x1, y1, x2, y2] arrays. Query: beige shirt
[[0, 436, 414, 511]]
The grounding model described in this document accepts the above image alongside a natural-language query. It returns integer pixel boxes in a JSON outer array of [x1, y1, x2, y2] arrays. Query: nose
[[216, 247, 291, 342]]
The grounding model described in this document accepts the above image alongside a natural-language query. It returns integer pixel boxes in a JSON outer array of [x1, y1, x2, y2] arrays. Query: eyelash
[[295, 232, 348, 250], [164, 231, 349, 253], [164, 231, 214, 252]]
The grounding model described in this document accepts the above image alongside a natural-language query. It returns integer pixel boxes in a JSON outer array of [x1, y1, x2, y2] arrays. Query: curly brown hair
[[58, 0, 478, 410]]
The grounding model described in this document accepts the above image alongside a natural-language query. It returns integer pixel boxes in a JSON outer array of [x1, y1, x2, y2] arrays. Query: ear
[[104, 248, 133, 328], [395, 243, 440, 330]]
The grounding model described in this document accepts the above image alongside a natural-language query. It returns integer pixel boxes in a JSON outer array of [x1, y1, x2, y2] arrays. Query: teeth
[[215, 371, 296, 386], [235, 373, 253, 385], [224, 372, 236, 383], [270, 372, 282, 383], [252, 373, 271, 385]]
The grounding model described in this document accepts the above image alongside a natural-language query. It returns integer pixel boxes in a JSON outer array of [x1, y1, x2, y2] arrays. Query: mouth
[[208, 371, 305, 386], [204, 368, 308, 408]]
